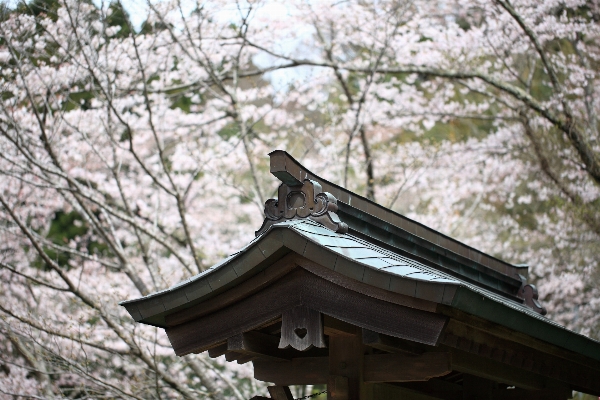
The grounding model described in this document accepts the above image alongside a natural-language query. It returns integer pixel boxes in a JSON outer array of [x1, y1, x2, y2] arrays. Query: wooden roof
[[121, 218, 597, 360], [121, 150, 600, 399]]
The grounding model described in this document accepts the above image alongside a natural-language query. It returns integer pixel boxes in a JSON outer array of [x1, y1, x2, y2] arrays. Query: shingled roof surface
[[121, 219, 600, 362]]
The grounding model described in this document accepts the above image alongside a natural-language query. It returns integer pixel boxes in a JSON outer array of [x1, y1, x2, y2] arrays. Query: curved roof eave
[[120, 219, 600, 362]]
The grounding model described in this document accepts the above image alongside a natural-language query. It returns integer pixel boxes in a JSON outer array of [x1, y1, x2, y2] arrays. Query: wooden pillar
[[328, 329, 372, 400]]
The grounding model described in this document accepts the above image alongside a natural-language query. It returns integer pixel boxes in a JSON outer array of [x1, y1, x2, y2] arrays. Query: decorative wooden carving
[[279, 305, 326, 351], [518, 275, 547, 315], [256, 179, 348, 236]]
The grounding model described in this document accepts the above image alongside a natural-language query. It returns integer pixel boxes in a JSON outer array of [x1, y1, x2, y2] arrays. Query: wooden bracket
[[279, 306, 326, 351]]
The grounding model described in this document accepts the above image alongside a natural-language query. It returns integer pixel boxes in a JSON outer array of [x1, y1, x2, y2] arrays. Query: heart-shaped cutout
[[294, 328, 307, 339]]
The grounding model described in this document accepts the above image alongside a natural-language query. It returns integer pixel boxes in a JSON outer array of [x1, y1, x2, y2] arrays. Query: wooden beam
[[440, 319, 600, 395], [228, 331, 294, 361], [207, 342, 227, 358], [395, 380, 572, 400], [397, 378, 462, 400], [439, 307, 600, 374], [363, 352, 451, 383], [224, 351, 241, 362], [449, 348, 546, 391], [362, 329, 425, 355], [235, 354, 255, 364], [324, 315, 356, 337], [254, 352, 450, 386], [370, 383, 441, 400], [267, 386, 294, 400], [360, 330, 571, 394], [253, 357, 329, 385]]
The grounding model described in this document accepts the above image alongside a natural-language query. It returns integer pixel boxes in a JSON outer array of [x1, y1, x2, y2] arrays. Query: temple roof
[[121, 218, 600, 362], [120, 150, 600, 397]]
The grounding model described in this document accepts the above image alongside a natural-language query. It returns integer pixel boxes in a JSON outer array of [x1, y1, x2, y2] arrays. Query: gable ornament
[[255, 179, 348, 236]]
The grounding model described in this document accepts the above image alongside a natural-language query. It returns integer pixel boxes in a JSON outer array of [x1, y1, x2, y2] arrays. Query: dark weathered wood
[[324, 315, 357, 337], [235, 354, 255, 364], [449, 347, 546, 390], [328, 333, 369, 400], [166, 268, 446, 356], [439, 307, 600, 373], [296, 257, 438, 313], [227, 330, 328, 362], [327, 375, 349, 400], [166, 270, 301, 356], [254, 353, 451, 387], [166, 254, 298, 327], [253, 357, 328, 385], [359, 327, 573, 394], [228, 331, 292, 361], [363, 352, 451, 383], [370, 383, 440, 400], [224, 351, 242, 362], [207, 342, 227, 358], [362, 329, 424, 355], [397, 378, 462, 400], [440, 318, 600, 394], [257, 319, 283, 335], [279, 306, 326, 351], [267, 386, 294, 400]]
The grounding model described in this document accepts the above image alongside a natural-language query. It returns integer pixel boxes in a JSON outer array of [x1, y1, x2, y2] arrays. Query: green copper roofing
[[120, 219, 600, 362]]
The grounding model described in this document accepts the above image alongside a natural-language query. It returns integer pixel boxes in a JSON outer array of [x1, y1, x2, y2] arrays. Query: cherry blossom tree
[[0, 0, 598, 397]]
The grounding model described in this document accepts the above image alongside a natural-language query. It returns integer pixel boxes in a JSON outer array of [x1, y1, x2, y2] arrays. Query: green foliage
[[218, 123, 239, 140], [170, 94, 193, 113], [16, 0, 61, 20], [140, 19, 171, 35], [105, 1, 131, 38], [62, 91, 94, 112], [33, 211, 108, 270]]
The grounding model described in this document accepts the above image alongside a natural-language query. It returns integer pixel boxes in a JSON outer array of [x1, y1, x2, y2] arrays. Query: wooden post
[[328, 329, 373, 400]]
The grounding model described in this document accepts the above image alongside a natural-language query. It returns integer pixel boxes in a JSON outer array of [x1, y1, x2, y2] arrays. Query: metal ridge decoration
[[255, 179, 348, 236]]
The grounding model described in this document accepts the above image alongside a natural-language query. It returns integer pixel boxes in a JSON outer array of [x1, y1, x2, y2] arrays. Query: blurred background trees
[[0, 0, 598, 397]]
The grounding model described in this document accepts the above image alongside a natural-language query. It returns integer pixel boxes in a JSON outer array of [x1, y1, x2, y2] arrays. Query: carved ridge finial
[[518, 275, 547, 316], [255, 179, 348, 236]]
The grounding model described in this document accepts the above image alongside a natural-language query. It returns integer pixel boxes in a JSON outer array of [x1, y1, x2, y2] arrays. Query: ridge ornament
[[256, 179, 348, 236]]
